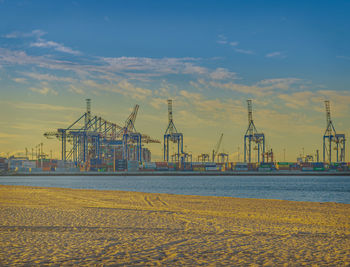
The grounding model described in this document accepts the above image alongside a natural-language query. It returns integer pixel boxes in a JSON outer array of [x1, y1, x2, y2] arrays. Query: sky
[[0, 0, 349, 162]]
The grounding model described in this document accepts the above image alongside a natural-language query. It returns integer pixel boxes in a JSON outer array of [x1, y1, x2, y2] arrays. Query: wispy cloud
[[265, 51, 286, 58], [208, 77, 302, 96], [30, 40, 81, 55], [3, 29, 81, 55], [217, 34, 227, 44], [216, 35, 254, 55], [3, 29, 46, 39], [233, 48, 254, 55], [21, 72, 74, 82], [209, 68, 238, 80], [229, 41, 239, 47], [12, 77, 27, 83], [11, 102, 82, 112], [30, 82, 58, 95]]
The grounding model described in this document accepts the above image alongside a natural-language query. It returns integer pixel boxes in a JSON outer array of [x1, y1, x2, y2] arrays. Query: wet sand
[[0, 185, 349, 266]]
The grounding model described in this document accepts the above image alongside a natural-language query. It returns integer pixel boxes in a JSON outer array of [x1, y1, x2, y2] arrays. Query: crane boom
[[212, 133, 223, 162]]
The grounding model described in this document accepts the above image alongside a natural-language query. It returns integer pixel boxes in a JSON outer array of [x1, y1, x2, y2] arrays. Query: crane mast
[[244, 99, 265, 163], [164, 99, 184, 163], [323, 100, 346, 163]]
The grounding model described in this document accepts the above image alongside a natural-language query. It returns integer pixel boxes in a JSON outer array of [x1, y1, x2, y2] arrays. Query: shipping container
[[302, 167, 313, 171], [258, 167, 271, 172]]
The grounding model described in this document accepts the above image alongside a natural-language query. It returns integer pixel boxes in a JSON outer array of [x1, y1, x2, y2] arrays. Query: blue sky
[[0, 0, 349, 161]]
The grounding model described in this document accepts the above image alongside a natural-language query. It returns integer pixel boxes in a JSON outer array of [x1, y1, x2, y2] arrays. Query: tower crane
[[323, 100, 346, 163], [244, 100, 265, 163], [164, 99, 184, 163]]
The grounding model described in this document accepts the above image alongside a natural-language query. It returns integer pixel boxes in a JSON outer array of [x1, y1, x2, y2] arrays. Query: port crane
[[198, 153, 210, 162], [44, 99, 160, 165], [118, 104, 161, 161], [244, 100, 265, 163], [323, 100, 346, 163]]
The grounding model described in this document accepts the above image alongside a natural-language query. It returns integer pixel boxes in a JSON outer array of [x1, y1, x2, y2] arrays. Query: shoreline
[[2, 170, 350, 176]]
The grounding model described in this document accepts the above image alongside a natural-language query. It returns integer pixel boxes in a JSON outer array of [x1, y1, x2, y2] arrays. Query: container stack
[[234, 162, 248, 171], [276, 162, 291, 171], [142, 162, 156, 171], [192, 162, 206, 172], [155, 162, 168, 171], [127, 160, 139, 172], [167, 162, 177, 171], [0, 158, 8, 172], [205, 162, 218, 172], [312, 162, 325, 171], [300, 162, 313, 171], [258, 162, 275, 172]]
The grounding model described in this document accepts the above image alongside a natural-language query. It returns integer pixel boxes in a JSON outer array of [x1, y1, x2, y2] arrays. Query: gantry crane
[[244, 100, 265, 163], [44, 99, 160, 166], [198, 153, 210, 162], [44, 99, 122, 164], [323, 100, 346, 163], [217, 152, 229, 163], [212, 133, 223, 162], [164, 99, 184, 163]]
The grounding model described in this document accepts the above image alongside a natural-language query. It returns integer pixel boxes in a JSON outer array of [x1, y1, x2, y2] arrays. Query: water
[[0, 175, 349, 204]]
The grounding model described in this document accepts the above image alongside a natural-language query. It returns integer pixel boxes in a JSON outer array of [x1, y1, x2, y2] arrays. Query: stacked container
[[277, 162, 291, 171], [312, 162, 325, 171], [127, 160, 139, 172], [155, 162, 169, 171], [300, 162, 313, 171], [142, 162, 156, 171], [115, 160, 127, 171], [205, 162, 218, 172], [0, 158, 8, 172], [234, 162, 248, 171]]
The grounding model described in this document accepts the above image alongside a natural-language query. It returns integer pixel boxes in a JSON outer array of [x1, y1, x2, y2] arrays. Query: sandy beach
[[0, 185, 349, 266]]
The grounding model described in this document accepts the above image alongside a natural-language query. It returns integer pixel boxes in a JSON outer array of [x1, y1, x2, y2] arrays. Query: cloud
[[21, 72, 74, 82], [217, 35, 254, 55], [277, 89, 350, 118], [30, 40, 81, 55], [210, 68, 237, 80], [217, 34, 227, 45], [209, 77, 302, 96], [233, 48, 254, 55], [11, 102, 82, 112], [278, 91, 315, 109], [265, 51, 286, 58], [149, 98, 166, 109], [82, 79, 153, 100], [3, 29, 46, 39], [30, 82, 58, 95], [69, 84, 84, 94], [229, 41, 239, 47], [12, 77, 27, 83], [100, 56, 203, 75]]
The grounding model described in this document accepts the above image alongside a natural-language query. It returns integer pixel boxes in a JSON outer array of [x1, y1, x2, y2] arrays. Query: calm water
[[1, 175, 349, 204]]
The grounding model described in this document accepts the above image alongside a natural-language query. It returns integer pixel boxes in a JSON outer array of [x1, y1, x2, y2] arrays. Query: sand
[[0, 185, 349, 266]]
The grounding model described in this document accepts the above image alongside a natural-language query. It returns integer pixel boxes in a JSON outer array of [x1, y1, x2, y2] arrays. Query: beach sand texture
[[0, 185, 349, 266]]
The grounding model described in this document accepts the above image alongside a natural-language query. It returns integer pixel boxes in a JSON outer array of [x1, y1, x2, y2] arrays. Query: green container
[[277, 162, 290, 166], [313, 167, 325, 171]]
